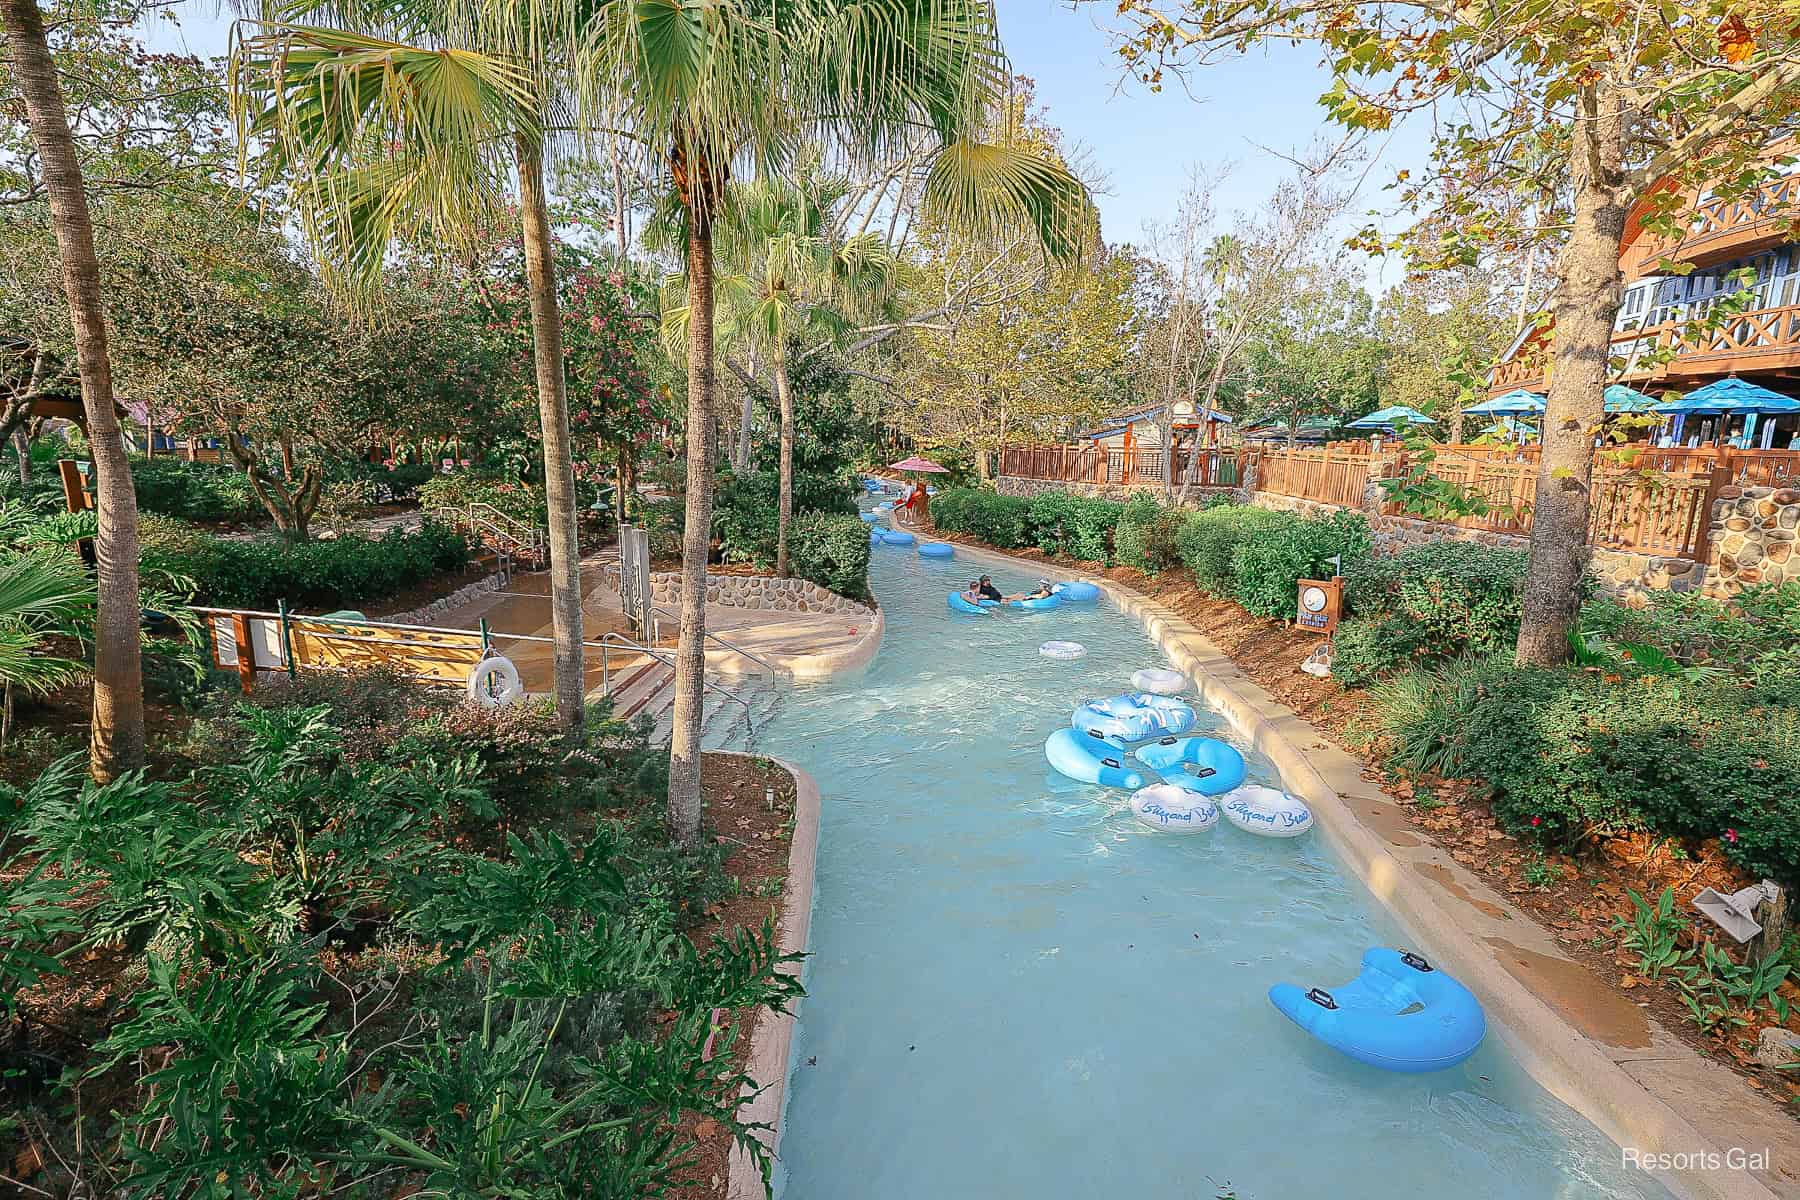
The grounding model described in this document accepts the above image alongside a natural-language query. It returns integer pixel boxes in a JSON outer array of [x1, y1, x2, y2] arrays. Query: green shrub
[[1339, 541, 1528, 673], [1021, 491, 1122, 562], [928, 487, 1030, 547], [172, 521, 469, 610], [789, 511, 872, 599], [417, 472, 545, 526], [1361, 654, 1516, 777], [1113, 495, 1185, 575], [1175, 504, 1287, 595], [1229, 510, 1371, 618], [129, 457, 262, 523], [1431, 668, 1800, 887], [1329, 616, 1429, 689], [712, 469, 857, 569], [1582, 581, 1800, 675]]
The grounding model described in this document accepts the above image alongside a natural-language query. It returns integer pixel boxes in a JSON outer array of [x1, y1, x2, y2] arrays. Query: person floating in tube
[[1009, 578, 1055, 603], [974, 575, 1004, 602]]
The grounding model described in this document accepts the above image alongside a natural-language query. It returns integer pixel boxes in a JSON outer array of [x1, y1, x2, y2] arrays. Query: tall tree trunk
[[734, 382, 754, 470], [1515, 86, 1626, 666], [668, 184, 718, 847], [3, 0, 144, 779], [774, 348, 794, 578], [12, 426, 29, 491], [516, 137, 586, 729]]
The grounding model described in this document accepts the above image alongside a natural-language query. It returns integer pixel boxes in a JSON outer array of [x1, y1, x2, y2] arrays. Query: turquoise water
[[750, 532, 1672, 1200]]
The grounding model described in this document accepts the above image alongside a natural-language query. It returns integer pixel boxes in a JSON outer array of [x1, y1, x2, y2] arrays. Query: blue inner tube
[[918, 542, 954, 558], [1008, 594, 1059, 611], [1052, 581, 1101, 603], [882, 529, 916, 546], [1133, 735, 1247, 795], [859, 511, 881, 523], [1071, 693, 1196, 744], [1268, 948, 1487, 1073], [946, 591, 998, 614], [1044, 728, 1144, 790], [869, 531, 883, 548]]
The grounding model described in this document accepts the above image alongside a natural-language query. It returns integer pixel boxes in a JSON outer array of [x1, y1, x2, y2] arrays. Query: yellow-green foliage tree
[[1105, 0, 1800, 663], [897, 235, 1144, 475]]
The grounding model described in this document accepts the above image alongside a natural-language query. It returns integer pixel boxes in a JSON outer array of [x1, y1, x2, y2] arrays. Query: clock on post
[[1295, 576, 1343, 634]]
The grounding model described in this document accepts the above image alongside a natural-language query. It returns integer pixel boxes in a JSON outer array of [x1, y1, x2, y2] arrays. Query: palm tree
[[0, 0, 147, 779], [667, 175, 899, 577], [232, 18, 589, 731], [0, 552, 94, 744], [567, 0, 1093, 844]]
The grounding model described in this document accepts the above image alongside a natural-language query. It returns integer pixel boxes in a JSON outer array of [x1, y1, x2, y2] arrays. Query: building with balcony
[[1489, 160, 1800, 449]]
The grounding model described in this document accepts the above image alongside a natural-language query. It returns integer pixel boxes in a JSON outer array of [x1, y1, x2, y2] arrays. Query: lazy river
[[737, 524, 1673, 1200]]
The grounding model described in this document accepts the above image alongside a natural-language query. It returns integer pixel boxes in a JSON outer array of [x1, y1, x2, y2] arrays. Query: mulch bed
[[672, 752, 800, 1196], [935, 530, 1800, 1112]]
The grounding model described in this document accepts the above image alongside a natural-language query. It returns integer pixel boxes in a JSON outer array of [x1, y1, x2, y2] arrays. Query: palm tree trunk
[[516, 136, 586, 728], [774, 347, 794, 578], [668, 201, 718, 847], [1515, 87, 1625, 666], [3, 0, 144, 779]]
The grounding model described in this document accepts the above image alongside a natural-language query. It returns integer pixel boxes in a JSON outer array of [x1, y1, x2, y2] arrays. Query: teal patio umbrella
[[1602, 384, 1657, 413], [1463, 389, 1546, 416], [1653, 377, 1800, 447], [1346, 405, 1436, 430]]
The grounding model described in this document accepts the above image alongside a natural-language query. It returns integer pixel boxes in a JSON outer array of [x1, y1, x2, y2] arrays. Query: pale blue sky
[[140, 0, 1427, 289]]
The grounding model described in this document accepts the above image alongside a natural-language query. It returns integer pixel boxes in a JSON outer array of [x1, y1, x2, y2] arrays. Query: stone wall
[[602, 565, 869, 614], [1706, 484, 1800, 596]]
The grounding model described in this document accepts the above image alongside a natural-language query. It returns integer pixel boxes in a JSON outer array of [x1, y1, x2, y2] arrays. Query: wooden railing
[[1494, 300, 1800, 391], [1380, 456, 1717, 559], [1677, 174, 1800, 247], [1253, 448, 1371, 507], [999, 445, 1243, 488]]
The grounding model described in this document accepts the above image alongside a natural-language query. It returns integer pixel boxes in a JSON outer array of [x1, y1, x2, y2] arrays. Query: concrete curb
[[937, 537, 1793, 1200], [724, 754, 821, 1200]]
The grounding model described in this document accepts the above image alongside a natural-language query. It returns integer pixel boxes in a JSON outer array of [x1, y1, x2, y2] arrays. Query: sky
[[140, 0, 1432, 291]]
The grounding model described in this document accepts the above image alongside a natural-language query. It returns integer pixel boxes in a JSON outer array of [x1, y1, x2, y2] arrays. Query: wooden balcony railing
[[1677, 174, 1800, 248], [1493, 301, 1800, 392]]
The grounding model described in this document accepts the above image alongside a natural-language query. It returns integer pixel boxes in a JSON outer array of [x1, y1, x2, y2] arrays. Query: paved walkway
[[425, 555, 877, 693]]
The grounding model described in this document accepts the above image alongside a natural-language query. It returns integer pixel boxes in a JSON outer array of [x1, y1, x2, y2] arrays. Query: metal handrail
[[466, 502, 545, 550], [433, 503, 545, 563], [594, 632, 753, 725], [648, 604, 777, 679]]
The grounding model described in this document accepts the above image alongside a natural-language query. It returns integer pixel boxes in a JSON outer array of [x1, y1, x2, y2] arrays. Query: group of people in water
[[960, 574, 1055, 606]]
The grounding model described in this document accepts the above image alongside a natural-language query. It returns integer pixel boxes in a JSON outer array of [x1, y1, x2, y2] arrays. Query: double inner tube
[[918, 542, 954, 558]]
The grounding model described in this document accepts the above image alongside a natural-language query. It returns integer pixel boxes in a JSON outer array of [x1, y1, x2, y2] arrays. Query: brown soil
[[933, 529, 1800, 1112], [670, 752, 799, 1197]]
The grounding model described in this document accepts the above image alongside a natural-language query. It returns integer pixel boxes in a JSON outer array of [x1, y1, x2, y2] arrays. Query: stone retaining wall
[[1706, 485, 1799, 597], [382, 569, 510, 625], [603, 565, 869, 614]]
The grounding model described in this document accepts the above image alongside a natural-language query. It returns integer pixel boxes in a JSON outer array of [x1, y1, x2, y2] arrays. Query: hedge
[[1113, 494, 1185, 575], [927, 488, 1030, 548], [129, 457, 263, 523], [1174, 504, 1287, 595], [1333, 541, 1530, 680], [1228, 509, 1371, 618], [172, 521, 470, 610], [788, 512, 871, 600]]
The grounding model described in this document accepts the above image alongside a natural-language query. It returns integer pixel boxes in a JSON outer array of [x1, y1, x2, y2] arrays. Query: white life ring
[[1040, 640, 1087, 660], [1132, 667, 1188, 695], [466, 654, 524, 707]]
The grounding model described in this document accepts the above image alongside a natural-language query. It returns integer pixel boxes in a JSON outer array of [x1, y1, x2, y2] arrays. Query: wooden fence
[[999, 445, 1244, 488], [997, 440, 1743, 561], [1251, 448, 1372, 507]]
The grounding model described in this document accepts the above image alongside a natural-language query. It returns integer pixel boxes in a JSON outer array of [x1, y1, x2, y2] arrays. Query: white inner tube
[[1129, 784, 1219, 833], [1132, 667, 1188, 695], [1219, 784, 1313, 838], [1040, 640, 1087, 660], [466, 654, 524, 708]]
